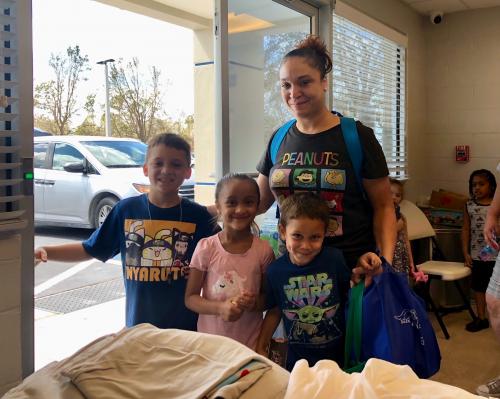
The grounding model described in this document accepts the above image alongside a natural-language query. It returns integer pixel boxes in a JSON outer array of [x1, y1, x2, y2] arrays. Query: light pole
[[97, 58, 115, 137]]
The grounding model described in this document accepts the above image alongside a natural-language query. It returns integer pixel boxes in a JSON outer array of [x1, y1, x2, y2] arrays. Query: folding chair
[[400, 200, 476, 339]]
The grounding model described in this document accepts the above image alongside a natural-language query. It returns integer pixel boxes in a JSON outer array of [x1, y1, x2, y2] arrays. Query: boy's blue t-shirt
[[83, 194, 218, 330], [265, 246, 351, 370]]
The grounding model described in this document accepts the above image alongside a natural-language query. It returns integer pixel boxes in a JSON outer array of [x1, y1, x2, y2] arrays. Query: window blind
[[332, 12, 407, 178], [0, 1, 26, 232]]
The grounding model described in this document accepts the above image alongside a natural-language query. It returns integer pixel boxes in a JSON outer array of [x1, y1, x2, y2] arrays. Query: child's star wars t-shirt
[[265, 246, 351, 370]]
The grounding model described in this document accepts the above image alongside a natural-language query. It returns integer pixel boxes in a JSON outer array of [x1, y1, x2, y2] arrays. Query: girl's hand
[[464, 254, 473, 268], [483, 226, 499, 250], [255, 343, 269, 358], [34, 247, 48, 267], [352, 252, 382, 286], [219, 298, 244, 322], [236, 290, 257, 311]]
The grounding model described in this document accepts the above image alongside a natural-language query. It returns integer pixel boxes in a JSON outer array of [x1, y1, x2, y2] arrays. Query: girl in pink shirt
[[185, 173, 275, 349]]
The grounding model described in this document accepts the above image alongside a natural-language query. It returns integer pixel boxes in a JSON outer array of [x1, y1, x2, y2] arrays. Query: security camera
[[430, 11, 443, 25]]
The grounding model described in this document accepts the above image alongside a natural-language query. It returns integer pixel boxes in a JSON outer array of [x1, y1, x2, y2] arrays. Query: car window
[[52, 143, 85, 171], [34, 143, 49, 169], [81, 141, 146, 168]]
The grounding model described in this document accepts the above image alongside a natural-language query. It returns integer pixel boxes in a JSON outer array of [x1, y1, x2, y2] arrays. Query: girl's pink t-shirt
[[190, 233, 275, 349]]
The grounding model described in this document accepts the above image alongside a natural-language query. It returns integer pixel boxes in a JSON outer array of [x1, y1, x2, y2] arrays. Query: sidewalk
[[35, 297, 125, 370]]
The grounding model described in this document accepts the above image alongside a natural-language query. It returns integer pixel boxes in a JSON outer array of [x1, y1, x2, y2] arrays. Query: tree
[[109, 58, 163, 142], [74, 94, 104, 136], [34, 45, 90, 135]]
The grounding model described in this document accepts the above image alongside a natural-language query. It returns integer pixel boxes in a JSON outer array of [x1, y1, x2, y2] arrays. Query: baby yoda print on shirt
[[282, 272, 342, 345], [269, 150, 346, 238], [124, 219, 195, 282]]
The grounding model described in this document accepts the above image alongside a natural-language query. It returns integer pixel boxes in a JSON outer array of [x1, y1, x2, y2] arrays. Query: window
[[34, 143, 49, 169], [52, 143, 85, 171], [332, 11, 407, 178]]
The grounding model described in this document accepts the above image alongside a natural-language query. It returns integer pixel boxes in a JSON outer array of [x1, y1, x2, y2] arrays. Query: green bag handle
[[343, 281, 365, 373]]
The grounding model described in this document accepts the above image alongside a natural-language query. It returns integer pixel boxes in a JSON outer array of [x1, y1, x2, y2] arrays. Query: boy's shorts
[[486, 257, 500, 299], [471, 260, 495, 293]]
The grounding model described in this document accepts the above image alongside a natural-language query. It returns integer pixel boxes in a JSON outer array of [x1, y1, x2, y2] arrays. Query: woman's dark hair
[[282, 35, 333, 79], [279, 192, 330, 231], [215, 173, 260, 204], [469, 169, 497, 197]]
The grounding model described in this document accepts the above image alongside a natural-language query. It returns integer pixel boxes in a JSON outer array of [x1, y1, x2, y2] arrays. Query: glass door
[[215, 0, 318, 176]]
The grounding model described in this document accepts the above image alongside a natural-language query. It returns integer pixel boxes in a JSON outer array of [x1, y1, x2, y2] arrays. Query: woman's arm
[[363, 176, 397, 263], [256, 307, 281, 357], [185, 269, 243, 321], [257, 174, 276, 215], [461, 204, 472, 267]]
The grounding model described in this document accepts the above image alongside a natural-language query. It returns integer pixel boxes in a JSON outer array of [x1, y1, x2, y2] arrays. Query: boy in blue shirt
[[35, 133, 218, 330], [256, 192, 381, 370]]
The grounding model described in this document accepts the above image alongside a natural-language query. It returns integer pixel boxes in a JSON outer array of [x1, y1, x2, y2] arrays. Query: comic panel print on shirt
[[321, 169, 346, 190], [320, 192, 344, 213], [270, 168, 291, 188], [283, 272, 342, 345], [124, 219, 195, 283], [293, 168, 317, 189]]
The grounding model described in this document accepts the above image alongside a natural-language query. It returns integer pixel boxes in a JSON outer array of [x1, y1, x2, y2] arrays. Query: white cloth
[[284, 358, 482, 399]]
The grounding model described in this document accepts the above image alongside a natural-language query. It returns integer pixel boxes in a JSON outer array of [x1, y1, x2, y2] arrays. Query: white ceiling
[[399, 0, 500, 15]]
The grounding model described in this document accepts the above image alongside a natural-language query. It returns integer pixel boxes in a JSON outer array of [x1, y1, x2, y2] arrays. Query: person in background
[[35, 133, 218, 331], [185, 173, 274, 350], [256, 192, 381, 371], [476, 165, 500, 398], [255, 35, 395, 269], [461, 169, 498, 333]]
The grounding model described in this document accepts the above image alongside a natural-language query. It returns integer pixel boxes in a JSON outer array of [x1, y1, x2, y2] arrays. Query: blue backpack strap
[[270, 119, 296, 164], [340, 117, 364, 193]]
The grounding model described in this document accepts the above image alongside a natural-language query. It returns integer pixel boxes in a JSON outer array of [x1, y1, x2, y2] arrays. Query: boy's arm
[[185, 268, 243, 322], [256, 307, 281, 357], [461, 204, 472, 267], [35, 242, 92, 266]]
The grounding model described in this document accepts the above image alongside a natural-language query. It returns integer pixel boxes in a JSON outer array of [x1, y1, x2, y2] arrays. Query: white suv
[[34, 136, 195, 228]]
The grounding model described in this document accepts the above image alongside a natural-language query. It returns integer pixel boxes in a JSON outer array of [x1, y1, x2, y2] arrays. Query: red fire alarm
[[455, 145, 470, 162]]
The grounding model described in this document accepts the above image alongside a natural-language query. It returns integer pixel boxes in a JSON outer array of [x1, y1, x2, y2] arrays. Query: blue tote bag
[[346, 260, 441, 378]]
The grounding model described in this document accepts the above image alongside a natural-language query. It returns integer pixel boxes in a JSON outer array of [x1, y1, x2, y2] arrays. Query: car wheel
[[94, 197, 118, 228]]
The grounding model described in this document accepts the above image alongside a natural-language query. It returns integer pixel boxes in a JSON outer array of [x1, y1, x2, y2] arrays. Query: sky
[[32, 0, 194, 126]]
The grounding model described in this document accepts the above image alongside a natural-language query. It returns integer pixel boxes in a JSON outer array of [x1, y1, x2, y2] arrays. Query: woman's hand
[[352, 252, 382, 286]]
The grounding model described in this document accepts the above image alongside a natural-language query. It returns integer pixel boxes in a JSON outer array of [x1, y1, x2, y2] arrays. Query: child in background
[[462, 169, 498, 332], [256, 192, 381, 371], [390, 179, 415, 277], [35, 133, 218, 331], [185, 173, 275, 350]]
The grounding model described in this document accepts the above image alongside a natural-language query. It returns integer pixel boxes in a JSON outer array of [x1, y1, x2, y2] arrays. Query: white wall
[[423, 7, 500, 196]]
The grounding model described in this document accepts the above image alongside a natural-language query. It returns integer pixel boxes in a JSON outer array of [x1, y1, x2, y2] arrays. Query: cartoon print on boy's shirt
[[320, 192, 344, 212], [124, 219, 196, 282], [282, 272, 342, 344], [293, 169, 317, 188], [212, 270, 247, 299], [125, 220, 145, 266], [321, 169, 346, 190], [270, 169, 291, 188]]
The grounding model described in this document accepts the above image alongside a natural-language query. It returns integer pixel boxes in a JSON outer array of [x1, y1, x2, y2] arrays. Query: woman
[[256, 35, 396, 268]]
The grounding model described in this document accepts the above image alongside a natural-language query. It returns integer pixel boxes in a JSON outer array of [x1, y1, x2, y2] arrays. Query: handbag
[[345, 260, 441, 378]]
